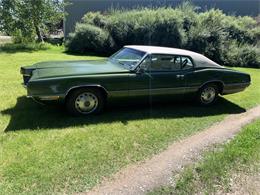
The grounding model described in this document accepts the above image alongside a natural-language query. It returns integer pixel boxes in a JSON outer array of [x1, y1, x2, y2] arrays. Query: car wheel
[[197, 84, 219, 106], [66, 88, 105, 116]]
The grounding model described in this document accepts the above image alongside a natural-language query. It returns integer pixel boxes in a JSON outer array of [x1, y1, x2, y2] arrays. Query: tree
[[0, 0, 64, 43]]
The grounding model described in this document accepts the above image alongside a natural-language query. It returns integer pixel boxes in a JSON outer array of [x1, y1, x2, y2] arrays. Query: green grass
[[0, 47, 260, 194], [149, 119, 260, 195], [0, 42, 62, 53]]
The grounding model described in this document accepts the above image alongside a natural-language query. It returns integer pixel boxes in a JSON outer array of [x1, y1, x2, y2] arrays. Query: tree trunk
[[35, 25, 44, 42]]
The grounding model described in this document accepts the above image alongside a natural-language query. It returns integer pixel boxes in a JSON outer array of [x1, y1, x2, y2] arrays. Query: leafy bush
[[223, 42, 260, 68], [106, 9, 186, 51], [81, 12, 109, 28], [65, 3, 260, 67], [186, 9, 260, 65], [186, 10, 227, 64], [11, 29, 35, 44], [66, 24, 114, 55]]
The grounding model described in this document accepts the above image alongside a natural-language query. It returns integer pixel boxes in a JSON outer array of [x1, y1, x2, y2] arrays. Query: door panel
[[148, 71, 185, 95], [128, 54, 195, 99], [128, 72, 151, 97], [147, 54, 186, 96]]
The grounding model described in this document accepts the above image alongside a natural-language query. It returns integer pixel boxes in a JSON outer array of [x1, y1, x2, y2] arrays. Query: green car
[[21, 46, 251, 116]]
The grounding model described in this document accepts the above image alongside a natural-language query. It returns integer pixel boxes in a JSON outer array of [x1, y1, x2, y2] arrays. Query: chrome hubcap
[[75, 92, 98, 114], [201, 87, 216, 104]]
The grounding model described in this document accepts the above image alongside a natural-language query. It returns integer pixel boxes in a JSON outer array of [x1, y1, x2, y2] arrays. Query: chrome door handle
[[176, 74, 185, 78]]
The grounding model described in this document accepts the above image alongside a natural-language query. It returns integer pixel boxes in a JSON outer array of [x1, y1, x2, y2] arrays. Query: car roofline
[[124, 45, 223, 69]]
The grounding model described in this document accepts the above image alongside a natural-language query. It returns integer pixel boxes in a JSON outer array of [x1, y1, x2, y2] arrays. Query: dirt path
[[85, 105, 260, 195], [216, 165, 260, 195]]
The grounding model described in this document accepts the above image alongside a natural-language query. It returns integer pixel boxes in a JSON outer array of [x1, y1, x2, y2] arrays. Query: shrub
[[186, 9, 227, 64], [67, 8, 188, 53], [107, 8, 187, 49], [65, 4, 260, 68], [66, 24, 114, 55], [223, 42, 260, 68], [223, 16, 259, 45], [81, 12, 109, 28], [11, 29, 35, 44]]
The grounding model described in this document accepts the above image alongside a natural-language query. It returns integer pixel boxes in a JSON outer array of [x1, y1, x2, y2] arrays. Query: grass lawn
[[149, 119, 260, 195], [0, 46, 260, 194]]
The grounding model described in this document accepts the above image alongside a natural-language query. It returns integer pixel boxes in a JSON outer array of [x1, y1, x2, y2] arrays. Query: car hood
[[30, 60, 130, 79]]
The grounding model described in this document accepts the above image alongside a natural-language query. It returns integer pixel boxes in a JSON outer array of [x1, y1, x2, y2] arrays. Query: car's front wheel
[[66, 88, 105, 116], [197, 84, 219, 106]]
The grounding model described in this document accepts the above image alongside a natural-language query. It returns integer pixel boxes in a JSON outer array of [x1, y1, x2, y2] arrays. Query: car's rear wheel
[[197, 84, 219, 106], [66, 88, 105, 116]]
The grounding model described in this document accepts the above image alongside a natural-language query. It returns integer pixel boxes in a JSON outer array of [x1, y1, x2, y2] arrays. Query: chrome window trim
[[132, 52, 149, 71], [133, 53, 196, 72]]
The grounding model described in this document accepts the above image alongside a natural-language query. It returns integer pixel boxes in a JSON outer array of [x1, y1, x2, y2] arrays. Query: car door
[[128, 54, 189, 99], [179, 56, 199, 94], [147, 54, 186, 97]]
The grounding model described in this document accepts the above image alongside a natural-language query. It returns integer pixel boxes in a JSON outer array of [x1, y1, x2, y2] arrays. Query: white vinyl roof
[[125, 45, 223, 68]]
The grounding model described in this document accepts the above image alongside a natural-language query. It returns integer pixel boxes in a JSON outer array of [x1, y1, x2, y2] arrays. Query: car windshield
[[109, 48, 146, 69]]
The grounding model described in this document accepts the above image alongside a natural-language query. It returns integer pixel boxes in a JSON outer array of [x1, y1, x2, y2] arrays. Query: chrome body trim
[[28, 73, 130, 82], [109, 86, 199, 97], [27, 81, 250, 104], [65, 84, 109, 97], [198, 80, 225, 89], [38, 96, 60, 101], [109, 82, 250, 98]]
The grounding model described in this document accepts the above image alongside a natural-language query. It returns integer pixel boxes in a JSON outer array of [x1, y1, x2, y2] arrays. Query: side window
[[181, 56, 194, 70], [149, 55, 181, 71], [139, 55, 194, 72]]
